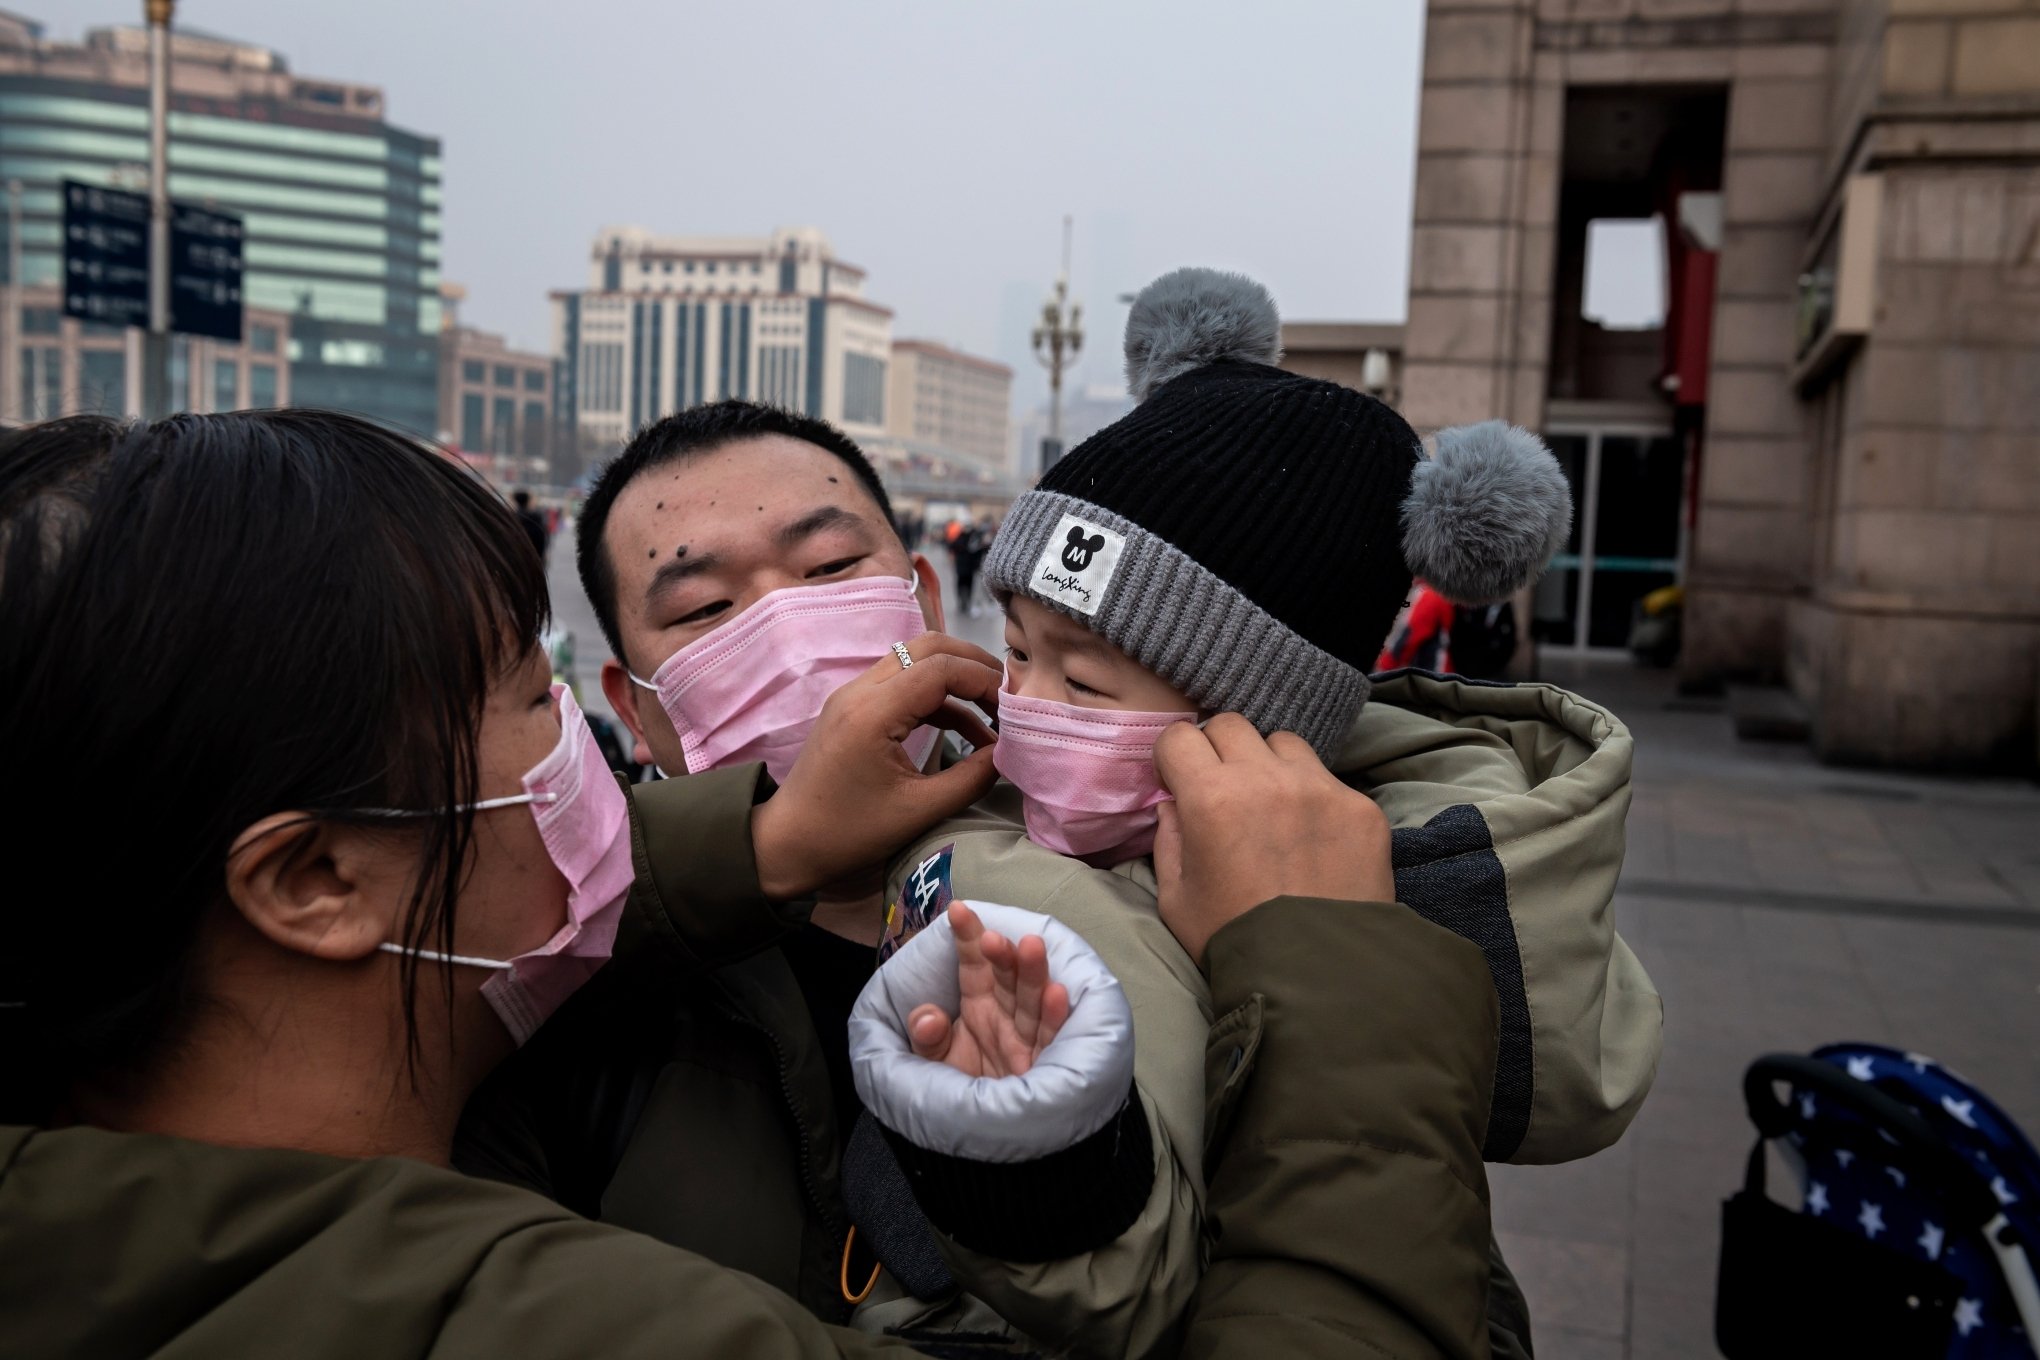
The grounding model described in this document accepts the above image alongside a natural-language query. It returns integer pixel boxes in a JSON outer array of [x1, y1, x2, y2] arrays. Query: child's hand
[[906, 902, 1072, 1078]]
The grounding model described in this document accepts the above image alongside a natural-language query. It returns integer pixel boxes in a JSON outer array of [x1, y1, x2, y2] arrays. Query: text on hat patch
[[1030, 514, 1125, 618]]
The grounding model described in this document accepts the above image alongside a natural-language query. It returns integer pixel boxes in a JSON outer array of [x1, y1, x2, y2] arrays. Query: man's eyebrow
[[645, 549, 723, 601], [777, 504, 871, 548]]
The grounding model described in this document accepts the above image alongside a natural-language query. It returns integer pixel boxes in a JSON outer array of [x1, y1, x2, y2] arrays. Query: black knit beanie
[[984, 267, 1572, 755]]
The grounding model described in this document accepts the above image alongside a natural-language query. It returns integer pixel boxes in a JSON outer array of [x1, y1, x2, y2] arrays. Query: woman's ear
[[911, 551, 948, 634], [224, 814, 399, 962]]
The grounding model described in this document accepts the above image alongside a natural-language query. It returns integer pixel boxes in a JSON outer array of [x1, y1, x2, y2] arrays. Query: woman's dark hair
[[0, 410, 547, 1121]]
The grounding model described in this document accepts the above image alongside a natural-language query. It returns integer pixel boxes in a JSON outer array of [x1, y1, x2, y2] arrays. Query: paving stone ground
[[1496, 656, 2040, 1360]]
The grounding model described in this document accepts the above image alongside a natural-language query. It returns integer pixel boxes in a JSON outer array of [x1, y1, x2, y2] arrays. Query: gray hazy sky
[[57, 1, 1433, 407]]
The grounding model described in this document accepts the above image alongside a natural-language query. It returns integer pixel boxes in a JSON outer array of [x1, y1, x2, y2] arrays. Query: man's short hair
[[512, 489, 532, 508], [576, 400, 899, 663]]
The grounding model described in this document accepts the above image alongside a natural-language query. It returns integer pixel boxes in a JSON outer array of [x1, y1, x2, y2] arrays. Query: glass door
[[1538, 423, 1684, 652]]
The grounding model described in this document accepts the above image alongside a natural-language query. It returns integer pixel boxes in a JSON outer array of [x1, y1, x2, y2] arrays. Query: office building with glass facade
[[0, 17, 440, 432]]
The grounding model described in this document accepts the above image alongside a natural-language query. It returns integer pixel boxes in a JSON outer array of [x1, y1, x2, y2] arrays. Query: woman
[[0, 411, 1500, 1358]]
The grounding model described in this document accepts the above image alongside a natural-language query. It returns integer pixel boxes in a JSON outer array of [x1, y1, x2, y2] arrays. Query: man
[[460, 401, 1011, 1341], [512, 488, 550, 562]]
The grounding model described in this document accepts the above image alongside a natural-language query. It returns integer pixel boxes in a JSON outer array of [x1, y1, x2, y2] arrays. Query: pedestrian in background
[[951, 519, 989, 617], [513, 488, 550, 563], [1377, 580, 1453, 672]]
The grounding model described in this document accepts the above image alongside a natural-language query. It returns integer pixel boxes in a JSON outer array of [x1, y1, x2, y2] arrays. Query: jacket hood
[[1338, 670, 1660, 1165]]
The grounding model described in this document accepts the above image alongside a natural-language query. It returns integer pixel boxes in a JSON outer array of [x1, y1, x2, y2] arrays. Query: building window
[[842, 352, 886, 426], [523, 368, 546, 391], [22, 307, 60, 335], [250, 363, 278, 407], [214, 359, 239, 412], [463, 359, 485, 382], [523, 400, 546, 458], [249, 323, 280, 354], [493, 396, 516, 454], [461, 392, 486, 449], [21, 346, 60, 418], [82, 350, 128, 416], [494, 364, 516, 388]]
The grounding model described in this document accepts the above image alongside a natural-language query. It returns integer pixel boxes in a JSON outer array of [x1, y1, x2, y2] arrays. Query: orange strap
[[840, 1224, 882, 1304]]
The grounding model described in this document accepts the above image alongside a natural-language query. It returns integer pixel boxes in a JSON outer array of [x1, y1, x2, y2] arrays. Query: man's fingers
[[919, 697, 997, 751], [908, 1005, 954, 1062], [1152, 721, 1220, 793], [893, 745, 1000, 823], [879, 654, 1006, 738], [891, 632, 1003, 672], [1201, 712, 1270, 763]]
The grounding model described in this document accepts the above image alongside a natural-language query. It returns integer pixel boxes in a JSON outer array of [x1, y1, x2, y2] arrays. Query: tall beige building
[[886, 339, 1013, 472], [1403, 0, 2040, 767]]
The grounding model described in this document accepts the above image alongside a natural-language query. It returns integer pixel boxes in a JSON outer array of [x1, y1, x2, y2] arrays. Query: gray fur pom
[[1123, 267, 1282, 403], [1400, 421, 1573, 604]]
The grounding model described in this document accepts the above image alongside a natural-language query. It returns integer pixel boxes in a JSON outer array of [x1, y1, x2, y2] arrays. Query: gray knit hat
[[984, 267, 1571, 755]]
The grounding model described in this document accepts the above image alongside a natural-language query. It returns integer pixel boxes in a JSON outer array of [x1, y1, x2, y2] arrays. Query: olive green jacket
[[873, 675, 1658, 1354], [0, 900, 1499, 1360]]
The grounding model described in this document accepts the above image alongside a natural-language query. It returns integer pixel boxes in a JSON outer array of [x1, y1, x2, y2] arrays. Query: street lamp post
[[1030, 215, 1082, 478], [141, 0, 175, 420], [6, 178, 21, 423]]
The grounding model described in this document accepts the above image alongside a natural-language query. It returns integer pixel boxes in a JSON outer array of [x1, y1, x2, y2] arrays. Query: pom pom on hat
[[1123, 267, 1283, 403], [1401, 421, 1572, 605]]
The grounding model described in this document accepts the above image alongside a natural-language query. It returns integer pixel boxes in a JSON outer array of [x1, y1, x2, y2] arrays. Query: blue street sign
[[61, 180, 149, 329], [61, 179, 246, 342], [169, 200, 243, 341]]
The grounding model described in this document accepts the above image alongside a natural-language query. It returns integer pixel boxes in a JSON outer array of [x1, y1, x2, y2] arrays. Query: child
[[857, 268, 1661, 1359]]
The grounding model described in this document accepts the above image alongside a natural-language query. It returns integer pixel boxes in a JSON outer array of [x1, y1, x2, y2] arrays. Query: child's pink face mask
[[630, 574, 936, 783], [991, 685, 1194, 867]]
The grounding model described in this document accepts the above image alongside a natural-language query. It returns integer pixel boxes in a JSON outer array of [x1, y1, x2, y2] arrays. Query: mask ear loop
[[376, 942, 514, 970], [350, 792, 558, 818]]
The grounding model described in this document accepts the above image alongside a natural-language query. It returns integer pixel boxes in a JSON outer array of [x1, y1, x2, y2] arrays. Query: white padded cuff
[[849, 900, 1136, 1163]]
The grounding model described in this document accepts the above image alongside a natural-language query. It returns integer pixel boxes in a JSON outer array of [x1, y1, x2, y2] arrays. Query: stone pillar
[[1785, 3, 2040, 767], [1402, 2, 1557, 435], [1679, 37, 1835, 685]]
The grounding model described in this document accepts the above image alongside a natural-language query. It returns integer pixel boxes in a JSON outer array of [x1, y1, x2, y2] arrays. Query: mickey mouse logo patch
[[1031, 513, 1125, 617], [1060, 527, 1106, 572]]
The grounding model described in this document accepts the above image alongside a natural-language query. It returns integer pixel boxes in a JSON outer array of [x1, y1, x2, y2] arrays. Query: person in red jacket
[[1377, 581, 1452, 672]]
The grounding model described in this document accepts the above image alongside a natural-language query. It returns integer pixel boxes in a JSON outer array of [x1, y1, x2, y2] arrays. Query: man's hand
[[751, 633, 1002, 900], [1151, 714, 1395, 965], [905, 903, 1071, 1078]]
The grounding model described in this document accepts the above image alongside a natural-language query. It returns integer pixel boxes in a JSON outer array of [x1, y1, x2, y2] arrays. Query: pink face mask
[[630, 573, 936, 783], [379, 685, 634, 1045], [991, 687, 1195, 867]]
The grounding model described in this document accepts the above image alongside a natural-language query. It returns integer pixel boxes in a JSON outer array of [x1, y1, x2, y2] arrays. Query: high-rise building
[[0, 16, 442, 432], [886, 339, 1012, 472], [551, 226, 892, 462]]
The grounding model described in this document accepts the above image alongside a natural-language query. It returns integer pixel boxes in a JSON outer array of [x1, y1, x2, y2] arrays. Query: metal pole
[[1030, 215, 1082, 478], [6, 178, 20, 422], [142, 0, 175, 420]]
